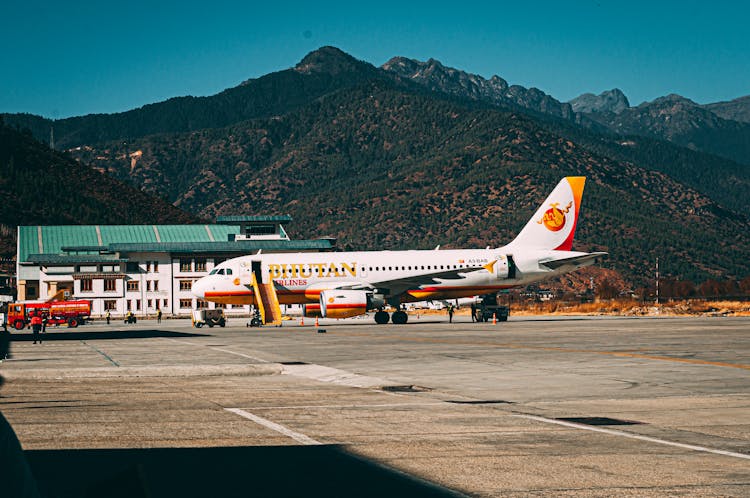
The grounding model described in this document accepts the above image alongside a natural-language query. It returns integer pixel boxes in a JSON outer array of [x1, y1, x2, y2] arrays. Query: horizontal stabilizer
[[540, 252, 608, 270]]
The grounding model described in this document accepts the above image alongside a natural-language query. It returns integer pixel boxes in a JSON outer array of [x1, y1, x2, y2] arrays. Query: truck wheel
[[208, 322, 214, 328], [195, 322, 203, 328], [14, 320, 24, 330], [219, 318, 226, 327], [68, 318, 79, 328]]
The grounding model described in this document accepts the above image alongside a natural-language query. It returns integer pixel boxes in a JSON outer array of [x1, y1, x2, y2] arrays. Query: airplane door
[[494, 255, 510, 279], [507, 255, 517, 279], [251, 261, 263, 283]]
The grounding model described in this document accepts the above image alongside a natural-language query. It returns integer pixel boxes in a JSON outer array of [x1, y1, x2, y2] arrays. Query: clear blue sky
[[2, 0, 747, 118]]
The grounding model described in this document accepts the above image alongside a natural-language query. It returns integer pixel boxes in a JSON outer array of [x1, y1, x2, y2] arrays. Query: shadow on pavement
[[27, 445, 462, 498], [9, 330, 208, 341]]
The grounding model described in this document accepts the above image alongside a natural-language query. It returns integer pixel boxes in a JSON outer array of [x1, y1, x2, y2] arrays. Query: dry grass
[[508, 299, 750, 317]]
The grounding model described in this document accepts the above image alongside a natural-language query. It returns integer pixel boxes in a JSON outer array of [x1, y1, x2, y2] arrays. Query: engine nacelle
[[319, 290, 382, 319]]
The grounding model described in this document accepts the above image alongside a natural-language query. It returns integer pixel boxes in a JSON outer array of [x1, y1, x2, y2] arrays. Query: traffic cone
[[492, 314, 497, 325], [300, 317, 304, 326], [315, 316, 319, 326]]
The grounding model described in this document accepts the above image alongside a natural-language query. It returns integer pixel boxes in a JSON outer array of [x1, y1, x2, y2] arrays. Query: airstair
[[251, 273, 282, 326]]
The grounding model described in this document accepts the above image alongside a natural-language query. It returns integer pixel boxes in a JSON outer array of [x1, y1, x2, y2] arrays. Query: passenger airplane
[[192, 177, 606, 324]]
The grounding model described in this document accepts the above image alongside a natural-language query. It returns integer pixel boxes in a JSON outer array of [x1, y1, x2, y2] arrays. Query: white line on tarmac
[[165, 338, 269, 363], [225, 408, 321, 445], [513, 414, 750, 461], [242, 402, 446, 410]]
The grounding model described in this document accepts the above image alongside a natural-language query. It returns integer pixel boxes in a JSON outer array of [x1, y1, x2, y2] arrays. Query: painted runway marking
[[225, 408, 321, 445], [165, 338, 269, 363], [247, 402, 446, 410], [513, 414, 750, 461]]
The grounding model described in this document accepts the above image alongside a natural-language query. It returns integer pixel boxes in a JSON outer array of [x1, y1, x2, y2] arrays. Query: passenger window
[[226, 269, 233, 275]]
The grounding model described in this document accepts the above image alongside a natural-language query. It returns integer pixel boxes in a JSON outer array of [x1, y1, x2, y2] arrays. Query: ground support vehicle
[[192, 309, 226, 328], [473, 294, 510, 322], [7, 300, 91, 330]]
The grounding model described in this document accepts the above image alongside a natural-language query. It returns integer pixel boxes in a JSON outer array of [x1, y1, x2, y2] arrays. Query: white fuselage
[[192, 246, 592, 306]]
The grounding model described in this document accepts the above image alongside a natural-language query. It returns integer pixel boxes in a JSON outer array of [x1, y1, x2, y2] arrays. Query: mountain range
[[2, 46, 748, 289]]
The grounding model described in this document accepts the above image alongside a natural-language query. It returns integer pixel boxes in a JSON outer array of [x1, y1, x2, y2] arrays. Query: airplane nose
[[192, 277, 207, 299]]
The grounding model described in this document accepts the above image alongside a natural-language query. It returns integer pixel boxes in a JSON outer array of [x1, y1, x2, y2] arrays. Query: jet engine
[[318, 290, 384, 319]]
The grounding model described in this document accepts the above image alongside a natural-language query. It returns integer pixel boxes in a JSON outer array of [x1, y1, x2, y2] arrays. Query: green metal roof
[[100, 225, 157, 244], [18, 224, 332, 263], [216, 215, 292, 223]]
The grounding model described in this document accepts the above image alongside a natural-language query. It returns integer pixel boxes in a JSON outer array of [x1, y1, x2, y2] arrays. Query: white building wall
[[36, 253, 256, 319]]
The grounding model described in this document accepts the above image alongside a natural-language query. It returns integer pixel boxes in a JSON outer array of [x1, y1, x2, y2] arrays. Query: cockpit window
[[225, 269, 233, 275], [209, 268, 218, 275]]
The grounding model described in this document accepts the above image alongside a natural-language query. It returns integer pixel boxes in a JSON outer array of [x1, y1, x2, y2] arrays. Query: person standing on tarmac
[[447, 304, 455, 323], [30, 312, 42, 344], [156, 308, 162, 324], [105, 310, 111, 325]]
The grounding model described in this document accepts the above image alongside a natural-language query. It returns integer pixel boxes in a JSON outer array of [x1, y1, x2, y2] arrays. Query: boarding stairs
[[251, 273, 282, 326]]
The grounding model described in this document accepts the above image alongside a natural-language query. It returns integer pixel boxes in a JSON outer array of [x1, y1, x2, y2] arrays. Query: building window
[[153, 261, 159, 272], [104, 300, 117, 311], [195, 258, 207, 272], [179, 299, 192, 309], [126, 300, 132, 311], [81, 279, 93, 292], [146, 280, 152, 292], [136, 299, 141, 311], [196, 299, 209, 309], [215, 303, 226, 309], [104, 279, 117, 292], [145, 261, 151, 273], [127, 280, 139, 292], [163, 299, 168, 309], [180, 280, 192, 291], [153, 280, 159, 291], [147, 299, 152, 309], [180, 258, 192, 272]]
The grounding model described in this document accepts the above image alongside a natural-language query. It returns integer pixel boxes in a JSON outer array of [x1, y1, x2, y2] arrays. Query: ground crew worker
[[470, 302, 476, 322], [447, 304, 455, 323], [106, 310, 111, 325], [157, 308, 162, 324], [30, 312, 42, 344]]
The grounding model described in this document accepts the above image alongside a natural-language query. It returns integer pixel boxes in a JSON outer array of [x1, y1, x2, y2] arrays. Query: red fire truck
[[6, 300, 91, 330]]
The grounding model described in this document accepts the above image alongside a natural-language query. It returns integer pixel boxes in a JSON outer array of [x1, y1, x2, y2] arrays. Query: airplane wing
[[539, 252, 608, 270], [363, 267, 485, 296]]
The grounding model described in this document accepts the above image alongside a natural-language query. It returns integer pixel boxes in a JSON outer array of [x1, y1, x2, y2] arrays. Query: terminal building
[[16, 216, 334, 317]]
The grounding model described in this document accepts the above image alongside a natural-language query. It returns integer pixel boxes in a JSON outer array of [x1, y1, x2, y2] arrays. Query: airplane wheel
[[392, 310, 408, 324], [374, 311, 390, 324]]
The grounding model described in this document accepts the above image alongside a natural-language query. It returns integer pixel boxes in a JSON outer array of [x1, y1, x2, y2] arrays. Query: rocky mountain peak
[[569, 89, 630, 114], [381, 56, 571, 120], [644, 93, 698, 108]]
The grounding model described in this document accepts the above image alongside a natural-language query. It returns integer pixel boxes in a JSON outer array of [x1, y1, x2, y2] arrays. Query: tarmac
[[1, 314, 748, 497]]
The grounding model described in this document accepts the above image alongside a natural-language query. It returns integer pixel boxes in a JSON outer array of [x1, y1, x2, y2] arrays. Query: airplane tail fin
[[508, 177, 586, 251]]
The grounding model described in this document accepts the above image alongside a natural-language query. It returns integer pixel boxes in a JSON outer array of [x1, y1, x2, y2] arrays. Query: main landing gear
[[373, 309, 408, 324]]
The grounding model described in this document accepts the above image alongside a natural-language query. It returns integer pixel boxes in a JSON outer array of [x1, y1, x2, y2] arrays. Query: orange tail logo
[[537, 201, 572, 232]]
